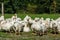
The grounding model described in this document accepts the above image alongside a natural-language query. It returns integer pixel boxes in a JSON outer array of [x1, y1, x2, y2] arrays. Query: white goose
[[23, 15, 32, 32]]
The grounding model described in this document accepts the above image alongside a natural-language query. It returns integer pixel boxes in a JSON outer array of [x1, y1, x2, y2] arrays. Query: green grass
[[0, 13, 60, 40], [0, 13, 60, 19], [0, 32, 60, 40]]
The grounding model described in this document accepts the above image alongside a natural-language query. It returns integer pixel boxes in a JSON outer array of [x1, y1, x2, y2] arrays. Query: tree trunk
[[2, 2, 4, 16]]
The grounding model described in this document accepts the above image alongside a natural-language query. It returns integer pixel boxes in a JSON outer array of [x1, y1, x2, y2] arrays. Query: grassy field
[[0, 32, 60, 40], [0, 13, 60, 40], [0, 13, 60, 19]]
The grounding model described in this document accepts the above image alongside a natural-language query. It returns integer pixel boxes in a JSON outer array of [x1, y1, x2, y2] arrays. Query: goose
[[13, 21, 24, 35], [50, 19, 58, 34], [23, 15, 32, 32], [31, 17, 47, 35], [0, 20, 14, 32], [23, 19, 31, 32]]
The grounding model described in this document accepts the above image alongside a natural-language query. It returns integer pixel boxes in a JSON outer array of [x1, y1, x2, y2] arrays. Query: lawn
[[0, 13, 60, 40], [0, 32, 60, 40], [0, 13, 60, 19]]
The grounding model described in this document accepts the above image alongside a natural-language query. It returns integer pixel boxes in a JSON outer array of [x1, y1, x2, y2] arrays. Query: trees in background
[[0, 0, 60, 14]]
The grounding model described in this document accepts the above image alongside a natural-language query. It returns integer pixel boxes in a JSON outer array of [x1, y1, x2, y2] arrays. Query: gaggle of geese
[[0, 14, 60, 36]]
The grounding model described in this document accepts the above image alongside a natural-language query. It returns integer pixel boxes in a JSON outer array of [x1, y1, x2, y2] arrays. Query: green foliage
[[0, 0, 60, 14]]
